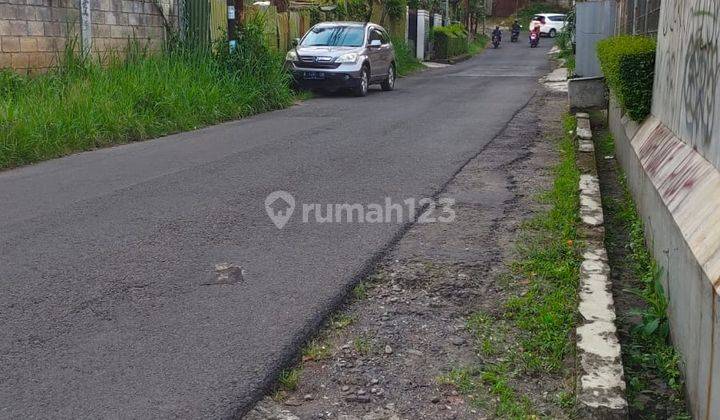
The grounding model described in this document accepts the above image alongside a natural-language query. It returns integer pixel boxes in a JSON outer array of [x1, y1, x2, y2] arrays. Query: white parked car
[[528, 13, 567, 38]]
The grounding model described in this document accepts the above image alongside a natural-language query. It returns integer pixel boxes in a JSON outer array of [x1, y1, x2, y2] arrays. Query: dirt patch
[[247, 86, 570, 420]]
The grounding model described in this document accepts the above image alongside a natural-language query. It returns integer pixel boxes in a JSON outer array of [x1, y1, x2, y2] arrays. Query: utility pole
[[227, 0, 243, 45], [79, 0, 92, 57]]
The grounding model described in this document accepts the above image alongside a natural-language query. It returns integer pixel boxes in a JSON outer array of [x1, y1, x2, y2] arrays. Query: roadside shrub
[[597, 35, 656, 122], [391, 36, 423, 76], [433, 23, 469, 59], [0, 17, 293, 169]]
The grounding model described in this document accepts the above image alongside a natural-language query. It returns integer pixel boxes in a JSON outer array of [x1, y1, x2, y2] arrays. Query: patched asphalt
[[0, 38, 551, 418]]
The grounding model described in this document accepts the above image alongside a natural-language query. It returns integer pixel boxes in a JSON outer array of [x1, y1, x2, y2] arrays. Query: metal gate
[[408, 9, 417, 55], [181, 0, 229, 50], [184, 0, 211, 50]]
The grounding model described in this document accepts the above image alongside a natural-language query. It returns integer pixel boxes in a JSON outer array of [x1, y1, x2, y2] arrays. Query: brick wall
[[0, 0, 178, 73]]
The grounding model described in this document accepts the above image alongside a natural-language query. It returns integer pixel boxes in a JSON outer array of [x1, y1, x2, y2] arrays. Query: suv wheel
[[381, 64, 395, 91], [354, 66, 369, 97], [549, 29, 557, 38]]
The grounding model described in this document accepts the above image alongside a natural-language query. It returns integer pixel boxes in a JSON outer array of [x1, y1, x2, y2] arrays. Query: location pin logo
[[265, 190, 295, 229]]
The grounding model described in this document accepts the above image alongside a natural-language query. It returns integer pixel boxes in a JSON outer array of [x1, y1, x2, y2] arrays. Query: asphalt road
[[0, 37, 551, 418]]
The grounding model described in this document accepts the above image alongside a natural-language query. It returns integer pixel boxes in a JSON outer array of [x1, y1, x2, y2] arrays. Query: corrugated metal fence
[[617, 0, 661, 36], [180, 0, 313, 52]]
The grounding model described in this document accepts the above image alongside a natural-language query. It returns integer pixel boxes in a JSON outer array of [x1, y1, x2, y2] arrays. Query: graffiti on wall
[[654, 0, 720, 169], [683, 1, 720, 145]]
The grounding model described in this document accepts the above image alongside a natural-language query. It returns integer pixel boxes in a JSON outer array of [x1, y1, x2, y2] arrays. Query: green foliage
[[466, 311, 502, 356], [432, 24, 469, 59], [330, 313, 355, 329], [0, 15, 293, 169], [0, 68, 27, 97], [391, 36, 423, 76], [335, 0, 370, 21], [597, 35, 656, 122], [309, 7, 323, 25], [352, 281, 370, 300], [353, 335, 373, 355], [383, 0, 407, 20], [278, 368, 301, 391], [480, 364, 534, 418], [437, 367, 480, 394], [302, 339, 332, 361], [468, 35, 488, 56]]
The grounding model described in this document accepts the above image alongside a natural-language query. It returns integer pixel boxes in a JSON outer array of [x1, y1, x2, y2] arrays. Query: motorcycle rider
[[529, 24, 540, 44], [492, 26, 502, 42], [512, 20, 521, 33], [511, 19, 521, 41]]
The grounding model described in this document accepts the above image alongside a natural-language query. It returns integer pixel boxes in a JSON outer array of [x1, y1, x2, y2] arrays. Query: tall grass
[[391, 36, 423, 76], [0, 15, 293, 170]]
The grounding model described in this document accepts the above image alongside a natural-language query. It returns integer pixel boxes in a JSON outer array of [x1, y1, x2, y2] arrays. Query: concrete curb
[[574, 112, 629, 419]]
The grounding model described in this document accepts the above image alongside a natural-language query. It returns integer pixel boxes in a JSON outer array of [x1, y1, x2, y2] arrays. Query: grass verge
[[0, 16, 293, 170], [505, 114, 581, 373], [469, 35, 489, 56], [440, 114, 581, 417]]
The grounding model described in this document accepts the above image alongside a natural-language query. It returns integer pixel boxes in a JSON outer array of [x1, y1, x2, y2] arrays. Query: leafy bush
[[335, 0, 370, 21], [433, 23, 469, 59], [383, 0, 407, 20], [597, 35, 656, 121], [555, 12, 575, 75], [0, 15, 293, 169]]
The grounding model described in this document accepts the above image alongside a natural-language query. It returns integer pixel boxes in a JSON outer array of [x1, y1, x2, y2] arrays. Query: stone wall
[[0, 0, 177, 73]]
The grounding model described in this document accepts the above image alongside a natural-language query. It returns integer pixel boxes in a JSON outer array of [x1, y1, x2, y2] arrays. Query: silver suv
[[285, 22, 396, 97]]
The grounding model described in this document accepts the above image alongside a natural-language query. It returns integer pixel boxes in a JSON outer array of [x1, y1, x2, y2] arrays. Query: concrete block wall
[[604, 1, 720, 417], [0, 0, 177, 73], [609, 101, 720, 419]]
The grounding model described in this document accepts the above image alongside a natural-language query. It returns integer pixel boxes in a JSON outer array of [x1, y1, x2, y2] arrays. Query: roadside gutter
[[574, 112, 629, 419]]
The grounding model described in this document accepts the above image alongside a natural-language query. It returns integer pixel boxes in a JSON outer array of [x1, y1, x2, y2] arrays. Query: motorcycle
[[492, 34, 501, 49], [529, 32, 539, 48], [511, 27, 520, 42]]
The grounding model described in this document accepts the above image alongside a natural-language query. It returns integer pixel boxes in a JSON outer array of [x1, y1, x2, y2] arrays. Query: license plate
[[304, 71, 325, 80]]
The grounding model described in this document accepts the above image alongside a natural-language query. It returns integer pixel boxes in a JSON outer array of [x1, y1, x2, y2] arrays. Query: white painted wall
[[416, 10, 429, 61]]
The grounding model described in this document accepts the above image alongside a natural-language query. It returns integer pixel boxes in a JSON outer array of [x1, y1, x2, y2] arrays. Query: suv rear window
[[532, 15, 547, 24]]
